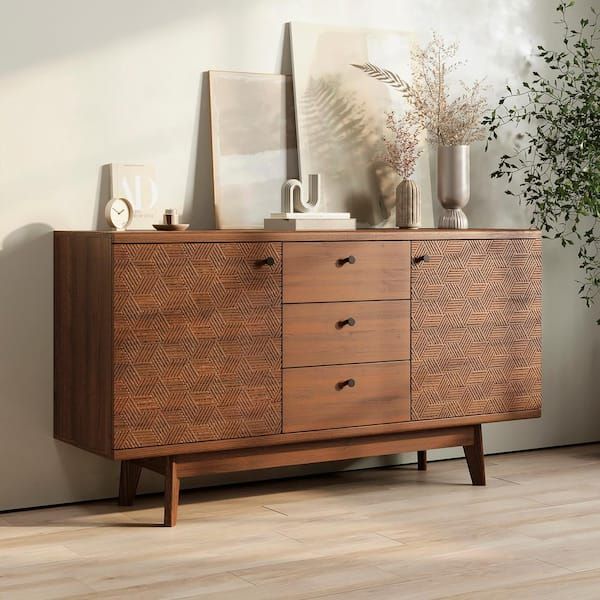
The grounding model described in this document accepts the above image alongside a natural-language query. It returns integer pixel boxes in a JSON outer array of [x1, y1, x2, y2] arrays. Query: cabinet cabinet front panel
[[284, 361, 410, 432], [112, 243, 282, 449], [283, 300, 410, 368], [411, 239, 542, 420], [284, 241, 410, 303]]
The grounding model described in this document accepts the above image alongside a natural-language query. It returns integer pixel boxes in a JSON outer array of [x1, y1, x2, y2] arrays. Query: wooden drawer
[[284, 361, 410, 432], [283, 241, 409, 303], [283, 300, 409, 368]]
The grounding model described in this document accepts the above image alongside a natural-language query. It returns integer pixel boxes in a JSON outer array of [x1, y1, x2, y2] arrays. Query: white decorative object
[[209, 71, 298, 229], [281, 173, 322, 213], [289, 22, 433, 228], [269, 173, 354, 230], [105, 197, 134, 231], [396, 179, 421, 229], [264, 217, 356, 231], [110, 163, 159, 230]]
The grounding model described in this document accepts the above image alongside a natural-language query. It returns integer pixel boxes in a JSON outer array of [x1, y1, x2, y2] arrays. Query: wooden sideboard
[[54, 229, 542, 526]]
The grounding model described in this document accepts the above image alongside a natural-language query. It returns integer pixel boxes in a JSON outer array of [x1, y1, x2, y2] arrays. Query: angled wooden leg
[[118, 461, 142, 506], [164, 457, 180, 527], [463, 424, 486, 486], [417, 450, 427, 471]]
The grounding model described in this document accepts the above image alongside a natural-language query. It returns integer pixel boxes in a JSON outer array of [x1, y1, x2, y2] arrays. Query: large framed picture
[[290, 23, 433, 227], [209, 71, 298, 229]]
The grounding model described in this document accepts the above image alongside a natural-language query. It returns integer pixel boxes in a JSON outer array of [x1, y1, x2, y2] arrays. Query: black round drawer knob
[[413, 254, 431, 264], [338, 378, 356, 389], [338, 317, 356, 328], [338, 255, 356, 266], [260, 256, 275, 266]]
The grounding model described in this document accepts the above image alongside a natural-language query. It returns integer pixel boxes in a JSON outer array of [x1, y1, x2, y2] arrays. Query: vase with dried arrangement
[[353, 34, 488, 229], [379, 111, 423, 228]]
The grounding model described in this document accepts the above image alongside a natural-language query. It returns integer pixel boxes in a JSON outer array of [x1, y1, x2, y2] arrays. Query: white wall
[[1, 0, 598, 511]]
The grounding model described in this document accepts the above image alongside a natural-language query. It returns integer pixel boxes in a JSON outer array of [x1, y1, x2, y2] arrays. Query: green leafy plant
[[484, 1, 600, 322]]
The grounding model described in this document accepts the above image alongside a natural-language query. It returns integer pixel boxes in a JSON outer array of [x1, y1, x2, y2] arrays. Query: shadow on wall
[[94, 164, 112, 231], [92, 74, 217, 231], [0, 225, 54, 447], [0, 225, 54, 505], [184, 71, 216, 229], [0, 224, 118, 510]]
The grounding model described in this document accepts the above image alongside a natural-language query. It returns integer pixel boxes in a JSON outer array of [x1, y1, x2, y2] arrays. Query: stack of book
[[264, 212, 356, 231]]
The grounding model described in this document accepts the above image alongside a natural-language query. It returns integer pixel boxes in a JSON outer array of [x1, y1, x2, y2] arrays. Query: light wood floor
[[2, 444, 600, 599]]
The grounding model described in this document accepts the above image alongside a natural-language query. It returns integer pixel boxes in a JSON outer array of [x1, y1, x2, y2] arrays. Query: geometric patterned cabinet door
[[411, 239, 542, 421], [113, 242, 282, 449]]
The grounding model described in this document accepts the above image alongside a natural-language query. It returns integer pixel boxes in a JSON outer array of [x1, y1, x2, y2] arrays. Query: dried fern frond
[[351, 63, 412, 96]]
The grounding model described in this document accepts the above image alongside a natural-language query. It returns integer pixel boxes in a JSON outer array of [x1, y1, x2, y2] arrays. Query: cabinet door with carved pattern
[[112, 243, 282, 449], [411, 239, 542, 421]]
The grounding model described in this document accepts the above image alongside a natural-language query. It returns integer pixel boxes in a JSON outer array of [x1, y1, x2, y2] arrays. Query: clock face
[[106, 198, 133, 230]]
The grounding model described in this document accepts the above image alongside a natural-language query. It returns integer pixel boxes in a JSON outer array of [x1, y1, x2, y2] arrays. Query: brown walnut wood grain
[[283, 300, 410, 368], [113, 409, 541, 460], [283, 361, 410, 432], [164, 457, 180, 527], [118, 461, 142, 506], [112, 242, 283, 449], [54, 229, 542, 244], [411, 239, 542, 420], [463, 424, 486, 485], [54, 232, 113, 456], [169, 426, 475, 478], [283, 241, 410, 303], [53, 230, 541, 526]]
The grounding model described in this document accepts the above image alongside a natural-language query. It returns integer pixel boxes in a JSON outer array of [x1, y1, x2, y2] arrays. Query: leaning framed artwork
[[209, 71, 298, 229], [290, 23, 433, 227]]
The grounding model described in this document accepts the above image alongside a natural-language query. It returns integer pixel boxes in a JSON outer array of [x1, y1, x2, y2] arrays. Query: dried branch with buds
[[353, 33, 488, 146], [379, 111, 422, 180]]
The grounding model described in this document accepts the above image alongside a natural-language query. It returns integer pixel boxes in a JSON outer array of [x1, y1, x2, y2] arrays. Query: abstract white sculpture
[[281, 173, 322, 214], [266, 173, 355, 229]]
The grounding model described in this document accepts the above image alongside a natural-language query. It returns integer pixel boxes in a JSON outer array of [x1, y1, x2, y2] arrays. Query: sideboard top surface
[[55, 228, 541, 243]]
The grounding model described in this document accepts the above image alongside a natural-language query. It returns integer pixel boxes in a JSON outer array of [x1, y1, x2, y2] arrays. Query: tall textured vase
[[437, 145, 470, 229], [396, 179, 421, 229]]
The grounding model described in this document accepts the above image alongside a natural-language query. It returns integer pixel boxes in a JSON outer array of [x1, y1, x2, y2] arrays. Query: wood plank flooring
[[1, 444, 600, 599]]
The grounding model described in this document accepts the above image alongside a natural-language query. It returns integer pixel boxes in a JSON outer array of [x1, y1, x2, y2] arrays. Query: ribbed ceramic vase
[[396, 179, 421, 229], [437, 145, 470, 229]]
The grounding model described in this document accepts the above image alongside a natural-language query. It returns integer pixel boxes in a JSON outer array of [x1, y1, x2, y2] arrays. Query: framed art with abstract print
[[209, 71, 299, 229]]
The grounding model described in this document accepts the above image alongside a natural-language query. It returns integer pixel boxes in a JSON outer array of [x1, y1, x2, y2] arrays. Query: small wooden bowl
[[152, 224, 190, 232]]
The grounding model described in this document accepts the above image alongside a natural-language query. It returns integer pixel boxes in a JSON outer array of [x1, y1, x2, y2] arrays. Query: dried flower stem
[[353, 33, 489, 145], [379, 111, 422, 180]]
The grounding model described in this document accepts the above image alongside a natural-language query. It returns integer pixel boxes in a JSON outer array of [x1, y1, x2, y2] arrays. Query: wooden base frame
[[118, 425, 486, 526]]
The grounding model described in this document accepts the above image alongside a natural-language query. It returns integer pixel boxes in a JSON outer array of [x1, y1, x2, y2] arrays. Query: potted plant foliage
[[484, 0, 599, 321]]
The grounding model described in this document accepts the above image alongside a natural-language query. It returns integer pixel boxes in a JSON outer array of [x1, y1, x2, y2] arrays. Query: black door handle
[[259, 256, 275, 267], [337, 378, 356, 390], [337, 255, 356, 266], [413, 254, 431, 265], [337, 317, 356, 328]]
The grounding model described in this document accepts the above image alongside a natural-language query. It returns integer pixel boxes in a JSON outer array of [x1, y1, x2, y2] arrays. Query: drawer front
[[284, 241, 410, 303], [113, 242, 282, 449], [284, 361, 410, 432], [284, 300, 409, 368], [411, 239, 542, 420]]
